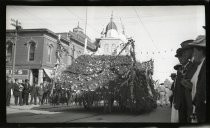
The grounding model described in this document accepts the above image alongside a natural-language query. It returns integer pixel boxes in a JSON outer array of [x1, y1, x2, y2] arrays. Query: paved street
[[7, 103, 171, 123]]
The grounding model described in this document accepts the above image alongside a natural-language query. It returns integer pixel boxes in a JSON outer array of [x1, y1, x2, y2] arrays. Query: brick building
[[6, 26, 96, 86]]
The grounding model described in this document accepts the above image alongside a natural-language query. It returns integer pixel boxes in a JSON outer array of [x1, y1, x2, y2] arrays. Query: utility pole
[[84, 7, 88, 54], [10, 19, 22, 81]]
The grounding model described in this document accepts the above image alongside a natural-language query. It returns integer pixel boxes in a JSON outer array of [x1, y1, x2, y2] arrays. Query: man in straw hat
[[181, 35, 206, 122]]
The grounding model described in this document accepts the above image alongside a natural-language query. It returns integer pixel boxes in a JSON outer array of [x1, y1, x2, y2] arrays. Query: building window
[[48, 45, 52, 62], [29, 41, 36, 61], [6, 41, 13, 62]]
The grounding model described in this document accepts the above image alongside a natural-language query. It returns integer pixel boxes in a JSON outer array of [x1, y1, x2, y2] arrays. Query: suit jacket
[[23, 83, 30, 94], [13, 83, 20, 96], [6, 81, 12, 96], [173, 71, 182, 109], [193, 59, 206, 122], [183, 61, 199, 121]]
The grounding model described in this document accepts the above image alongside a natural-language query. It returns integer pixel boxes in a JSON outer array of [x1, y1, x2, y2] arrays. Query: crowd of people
[[6, 77, 52, 106], [169, 28, 206, 123]]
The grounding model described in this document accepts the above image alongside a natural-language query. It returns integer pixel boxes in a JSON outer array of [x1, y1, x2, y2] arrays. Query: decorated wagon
[[58, 39, 157, 113]]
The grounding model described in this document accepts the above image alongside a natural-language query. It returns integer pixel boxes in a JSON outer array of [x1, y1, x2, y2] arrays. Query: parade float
[[59, 38, 157, 113]]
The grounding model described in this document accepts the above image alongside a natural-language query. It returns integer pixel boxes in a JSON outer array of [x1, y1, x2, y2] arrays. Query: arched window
[[48, 45, 52, 62], [6, 41, 13, 62], [29, 41, 36, 61]]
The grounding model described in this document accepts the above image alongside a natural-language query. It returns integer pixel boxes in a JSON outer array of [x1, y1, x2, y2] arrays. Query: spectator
[[18, 80, 24, 106], [170, 66, 181, 123], [182, 35, 206, 122], [42, 80, 49, 104], [158, 83, 166, 107], [22, 79, 30, 105], [174, 39, 196, 122], [6, 75, 13, 106], [13, 79, 20, 106], [169, 73, 176, 107], [37, 83, 44, 105], [30, 82, 38, 105]]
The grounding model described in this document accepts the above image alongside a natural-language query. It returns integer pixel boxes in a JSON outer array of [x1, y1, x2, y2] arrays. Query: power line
[[133, 7, 160, 52], [13, 7, 54, 29], [64, 7, 100, 35]]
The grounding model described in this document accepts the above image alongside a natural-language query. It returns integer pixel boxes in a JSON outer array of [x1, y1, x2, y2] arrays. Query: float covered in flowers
[[60, 39, 157, 113]]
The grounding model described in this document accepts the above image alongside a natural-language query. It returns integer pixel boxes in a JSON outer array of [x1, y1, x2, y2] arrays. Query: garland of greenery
[[61, 39, 157, 113]]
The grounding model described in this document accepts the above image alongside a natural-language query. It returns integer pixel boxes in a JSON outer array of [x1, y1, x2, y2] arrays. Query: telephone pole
[[10, 19, 22, 80]]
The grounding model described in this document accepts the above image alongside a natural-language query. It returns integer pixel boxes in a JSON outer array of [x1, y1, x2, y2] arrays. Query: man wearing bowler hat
[[181, 35, 206, 122]]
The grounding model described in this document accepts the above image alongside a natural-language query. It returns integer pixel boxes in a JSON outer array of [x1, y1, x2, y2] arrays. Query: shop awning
[[43, 68, 53, 79]]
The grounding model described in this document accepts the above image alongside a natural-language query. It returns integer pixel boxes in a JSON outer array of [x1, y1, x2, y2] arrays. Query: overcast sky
[[6, 6, 205, 83]]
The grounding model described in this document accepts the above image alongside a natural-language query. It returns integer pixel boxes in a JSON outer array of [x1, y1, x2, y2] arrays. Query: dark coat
[[13, 83, 20, 96], [6, 81, 12, 96], [169, 82, 175, 103], [30, 84, 37, 96], [193, 59, 206, 122], [173, 71, 182, 109], [23, 83, 30, 94], [182, 61, 199, 121]]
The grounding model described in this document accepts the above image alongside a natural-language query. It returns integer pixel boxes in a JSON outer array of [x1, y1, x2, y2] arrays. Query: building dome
[[105, 13, 119, 38]]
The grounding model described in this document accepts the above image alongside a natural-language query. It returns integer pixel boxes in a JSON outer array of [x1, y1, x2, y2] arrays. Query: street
[[7, 104, 171, 123]]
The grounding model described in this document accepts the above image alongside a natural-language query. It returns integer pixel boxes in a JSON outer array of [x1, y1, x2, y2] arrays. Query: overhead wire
[[64, 7, 100, 36], [133, 7, 160, 53]]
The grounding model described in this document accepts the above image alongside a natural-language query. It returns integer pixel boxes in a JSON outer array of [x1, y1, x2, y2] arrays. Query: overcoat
[[13, 83, 20, 96], [193, 59, 206, 122]]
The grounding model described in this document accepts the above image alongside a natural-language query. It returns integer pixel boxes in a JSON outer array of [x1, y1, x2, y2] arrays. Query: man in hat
[[174, 39, 197, 122], [170, 64, 182, 122], [13, 79, 20, 105], [181, 35, 206, 122], [6, 75, 13, 106]]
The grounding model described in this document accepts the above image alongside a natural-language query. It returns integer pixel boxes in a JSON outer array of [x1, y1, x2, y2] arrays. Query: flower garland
[[61, 38, 157, 113]]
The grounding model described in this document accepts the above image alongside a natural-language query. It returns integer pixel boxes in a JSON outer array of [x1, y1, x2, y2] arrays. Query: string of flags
[[139, 49, 174, 55]]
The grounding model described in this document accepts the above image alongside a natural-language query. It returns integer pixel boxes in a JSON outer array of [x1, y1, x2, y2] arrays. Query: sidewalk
[[7, 102, 83, 113]]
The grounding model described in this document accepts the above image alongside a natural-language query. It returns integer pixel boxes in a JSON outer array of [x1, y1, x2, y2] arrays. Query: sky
[[6, 6, 205, 83]]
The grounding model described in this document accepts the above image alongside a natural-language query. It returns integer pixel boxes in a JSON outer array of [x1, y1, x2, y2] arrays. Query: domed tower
[[95, 12, 129, 56], [105, 13, 119, 38], [73, 22, 84, 34]]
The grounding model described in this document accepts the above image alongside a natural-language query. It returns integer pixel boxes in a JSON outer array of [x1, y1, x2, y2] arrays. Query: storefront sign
[[6, 69, 28, 75]]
